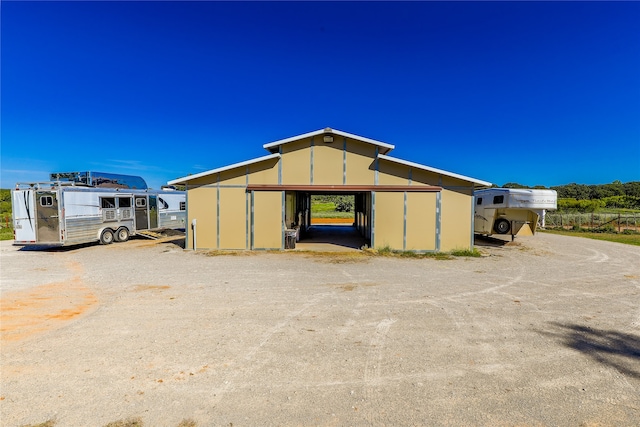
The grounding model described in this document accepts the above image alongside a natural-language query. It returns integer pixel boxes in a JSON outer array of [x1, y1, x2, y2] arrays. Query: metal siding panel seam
[[310, 137, 314, 185], [185, 183, 190, 250], [216, 173, 220, 249], [343, 137, 347, 185], [374, 147, 379, 185], [436, 191, 442, 252], [403, 191, 407, 251], [470, 184, 475, 249], [246, 166, 250, 249], [371, 191, 376, 248], [250, 191, 255, 250], [278, 146, 282, 185]]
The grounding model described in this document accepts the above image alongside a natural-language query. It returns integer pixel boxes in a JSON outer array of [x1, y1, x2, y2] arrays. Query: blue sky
[[2, 1, 639, 189]]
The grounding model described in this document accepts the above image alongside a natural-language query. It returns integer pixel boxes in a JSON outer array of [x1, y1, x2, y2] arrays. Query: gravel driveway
[[1, 233, 639, 426]]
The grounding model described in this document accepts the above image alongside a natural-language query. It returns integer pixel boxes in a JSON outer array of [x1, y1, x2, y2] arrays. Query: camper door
[[36, 191, 61, 243]]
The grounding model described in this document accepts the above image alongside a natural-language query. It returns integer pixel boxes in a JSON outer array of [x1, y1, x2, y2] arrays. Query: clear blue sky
[[2, 1, 639, 189]]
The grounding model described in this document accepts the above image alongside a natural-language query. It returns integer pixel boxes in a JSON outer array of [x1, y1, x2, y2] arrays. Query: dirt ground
[[1, 233, 639, 426]]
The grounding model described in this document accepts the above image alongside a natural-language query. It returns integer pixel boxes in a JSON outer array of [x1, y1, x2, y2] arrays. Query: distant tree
[[502, 182, 529, 189], [553, 183, 591, 199], [623, 181, 640, 198]]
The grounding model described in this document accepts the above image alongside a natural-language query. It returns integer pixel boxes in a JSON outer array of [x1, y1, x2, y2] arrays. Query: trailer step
[[137, 230, 163, 240]]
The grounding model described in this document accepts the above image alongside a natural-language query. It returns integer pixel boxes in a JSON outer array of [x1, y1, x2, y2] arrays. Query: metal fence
[[545, 212, 639, 232]]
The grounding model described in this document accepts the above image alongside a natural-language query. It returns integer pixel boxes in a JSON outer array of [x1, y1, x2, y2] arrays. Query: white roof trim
[[168, 153, 281, 185], [263, 128, 395, 153], [378, 154, 493, 187]]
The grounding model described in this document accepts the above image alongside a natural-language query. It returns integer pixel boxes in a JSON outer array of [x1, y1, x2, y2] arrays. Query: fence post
[[618, 213, 621, 233]]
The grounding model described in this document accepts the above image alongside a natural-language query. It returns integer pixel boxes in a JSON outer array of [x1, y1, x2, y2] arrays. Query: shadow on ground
[[538, 322, 640, 379], [297, 225, 368, 251]]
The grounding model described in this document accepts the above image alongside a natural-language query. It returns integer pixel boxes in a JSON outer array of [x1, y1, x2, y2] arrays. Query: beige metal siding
[[440, 189, 473, 251], [313, 143, 343, 185], [406, 192, 437, 251], [373, 192, 404, 249], [219, 187, 246, 249], [188, 186, 217, 249], [378, 161, 410, 185], [345, 140, 376, 184], [248, 159, 279, 184], [281, 138, 311, 184], [218, 169, 246, 186], [410, 169, 439, 186], [253, 191, 282, 249]]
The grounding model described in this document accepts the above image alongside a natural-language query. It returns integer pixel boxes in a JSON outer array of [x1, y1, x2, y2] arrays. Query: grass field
[[311, 201, 355, 219], [542, 229, 640, 246], [0, 226, 13, 241]]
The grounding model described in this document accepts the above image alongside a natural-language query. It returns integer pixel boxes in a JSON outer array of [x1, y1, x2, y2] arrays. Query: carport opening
[[285, 191, 371, 250]]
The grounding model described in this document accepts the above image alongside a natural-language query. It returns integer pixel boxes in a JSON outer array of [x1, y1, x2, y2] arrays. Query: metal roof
[[167, 153, 281, 185], [263, 127, 395, 154], [377, 154, 493, 187]]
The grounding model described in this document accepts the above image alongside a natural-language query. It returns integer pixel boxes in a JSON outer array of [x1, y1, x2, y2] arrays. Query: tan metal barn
[[168, 128, 492, 252]]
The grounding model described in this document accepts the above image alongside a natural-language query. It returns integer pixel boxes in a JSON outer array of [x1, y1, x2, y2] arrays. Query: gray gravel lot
[[1, 233, 639, 427]]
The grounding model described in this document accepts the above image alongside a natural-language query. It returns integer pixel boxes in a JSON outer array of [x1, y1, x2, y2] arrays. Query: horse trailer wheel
[[494, 218, 511, 235], [115, 227, 130, 242], [100, 229, 115, 245]]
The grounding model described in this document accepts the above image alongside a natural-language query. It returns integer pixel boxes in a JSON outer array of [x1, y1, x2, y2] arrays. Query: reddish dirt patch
[[311, 218, 354, 224], [0, 261, 97, 343]]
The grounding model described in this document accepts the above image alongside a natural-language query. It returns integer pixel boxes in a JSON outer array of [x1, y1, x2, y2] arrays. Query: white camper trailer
[[474, 188, 557, 238], [12, 173, 185, 247]]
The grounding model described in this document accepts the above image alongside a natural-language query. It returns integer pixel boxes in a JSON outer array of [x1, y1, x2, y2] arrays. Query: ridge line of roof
[[263, 128, 395, 152]]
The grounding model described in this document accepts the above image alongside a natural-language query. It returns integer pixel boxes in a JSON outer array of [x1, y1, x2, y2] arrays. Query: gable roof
[[263, 127, 395, 155], [168, 153, 280, 185], [378, 154, 493, 187]]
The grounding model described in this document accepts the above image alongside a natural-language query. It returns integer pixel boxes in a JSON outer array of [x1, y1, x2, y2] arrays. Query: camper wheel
[[494, 218, 511, 234], [100, 228, 115, 245], [115, 227, 130, 242]]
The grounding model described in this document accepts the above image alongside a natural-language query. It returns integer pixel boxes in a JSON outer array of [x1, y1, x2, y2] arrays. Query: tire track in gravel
[[363, 317, 397, 424], [206, 291, 334, 408]]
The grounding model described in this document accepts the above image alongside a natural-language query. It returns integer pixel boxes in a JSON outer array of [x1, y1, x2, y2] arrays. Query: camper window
[[135, 198, 146, 208], [117, 197, 132, 208], [493, 195, 504, 204], [476, 197, 483, 205], [40, 196, 53, 207], [101, 198, 116, 209]]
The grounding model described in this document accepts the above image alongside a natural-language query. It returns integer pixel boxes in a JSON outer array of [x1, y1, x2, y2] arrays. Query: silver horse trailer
[[474, 188, 557, 238], [12, 181, 185, 247]]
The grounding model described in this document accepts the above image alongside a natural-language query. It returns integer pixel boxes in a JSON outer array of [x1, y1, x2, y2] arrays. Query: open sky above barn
[[1, 1, 639, 189]]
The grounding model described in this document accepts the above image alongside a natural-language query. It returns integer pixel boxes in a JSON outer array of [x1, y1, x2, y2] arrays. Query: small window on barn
[[476, 197, 483, 205], [493, 195, 504, 204], [40, 196, 53, 207], [101, 197, 116, 209], [180, 201, 186, 211]]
